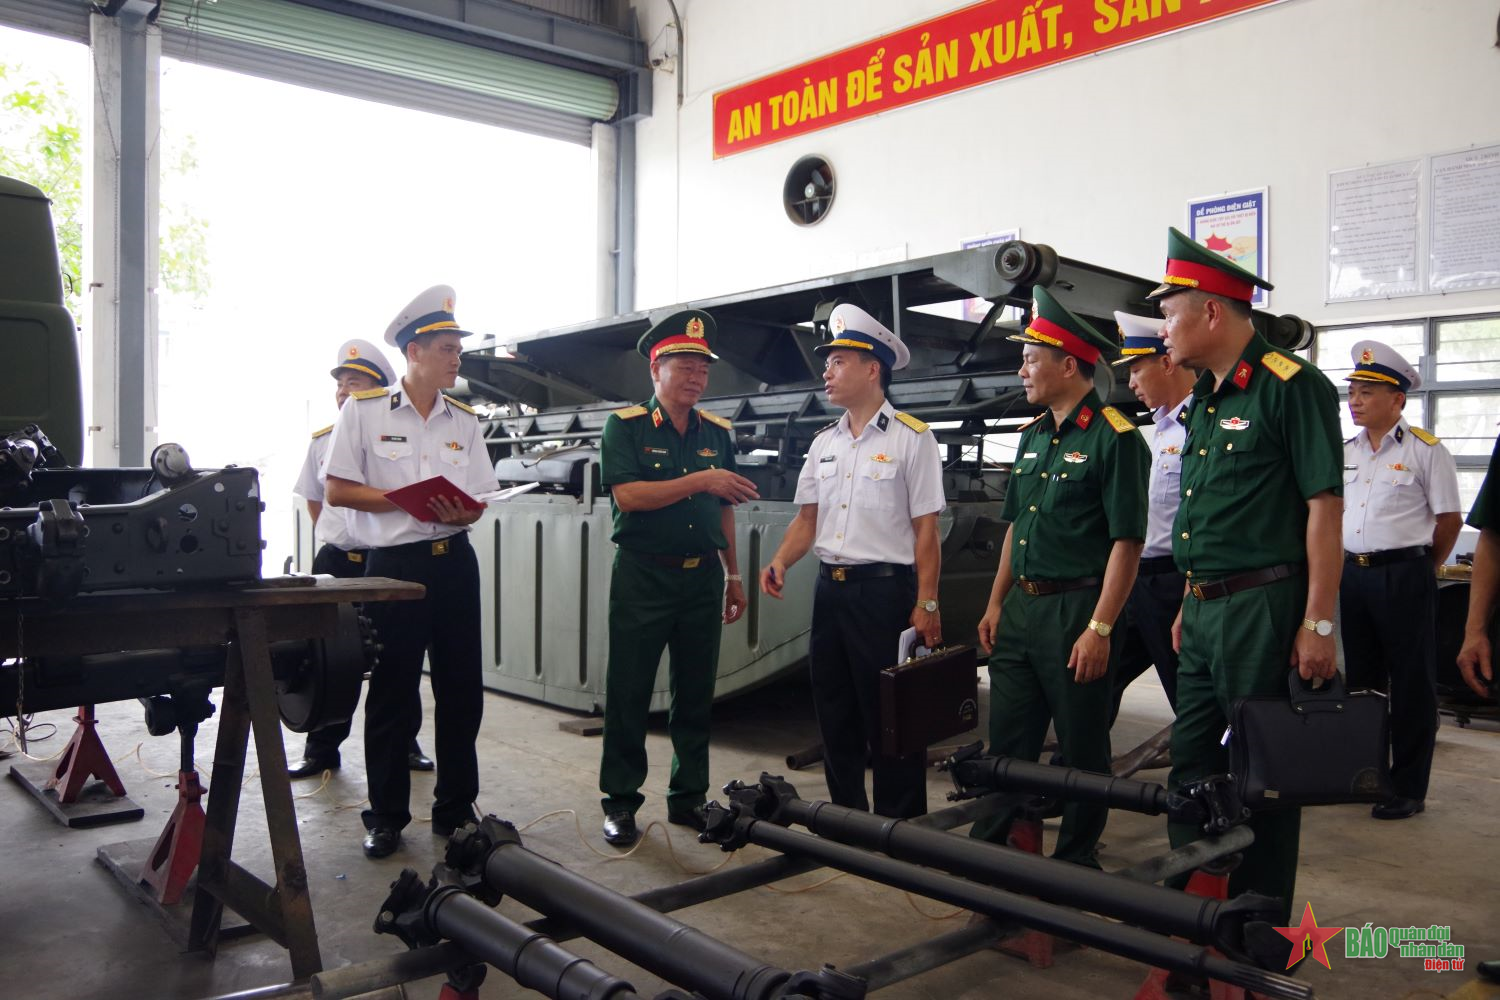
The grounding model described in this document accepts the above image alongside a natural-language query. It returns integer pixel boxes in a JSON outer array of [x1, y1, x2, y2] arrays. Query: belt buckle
[[682, 556, 701, 569], [347, 551, 363, 563], [1355, 554, 1372, 568], [432, 538, 450, 556], [1019, 579, 1038, 596], [1190, 582, 1205, 601], [831, 566, 847, 582]]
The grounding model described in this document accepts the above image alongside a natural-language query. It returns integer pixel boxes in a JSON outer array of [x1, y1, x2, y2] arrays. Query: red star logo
[[1272, 902, 1343, 970]]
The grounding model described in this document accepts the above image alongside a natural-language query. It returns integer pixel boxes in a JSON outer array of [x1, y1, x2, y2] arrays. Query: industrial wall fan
[[783, 155, 835, 226]]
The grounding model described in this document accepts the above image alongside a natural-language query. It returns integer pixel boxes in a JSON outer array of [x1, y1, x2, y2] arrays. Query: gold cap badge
[[1361, 348, 1374, 363], [831, 314, 846, 334], [686, 316, 705, 338], [347, 346, 360, 358]]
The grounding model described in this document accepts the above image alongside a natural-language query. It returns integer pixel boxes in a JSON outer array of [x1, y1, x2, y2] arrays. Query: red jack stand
[[140, 769, 207, 905], [1134, 868, 1257, 1000], [992, 814, 1082, 969], [6, 704, 143, 828], [46, 704, 128, 802]]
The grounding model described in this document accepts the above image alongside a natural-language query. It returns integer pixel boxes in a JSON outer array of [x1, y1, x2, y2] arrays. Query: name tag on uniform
[[379, 435, 407, 443], [1023, 452, 1038, 459], [819, 455, 836, 463], [644, 446, 668, 455]]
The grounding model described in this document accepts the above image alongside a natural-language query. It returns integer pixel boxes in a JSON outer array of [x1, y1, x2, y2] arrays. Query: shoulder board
[[1101, 406, 1136, 434], [813, 420, 839, 436], [1018, 413, 1045, 432], [351, 387, 389, 401], [1410, 426, 1439, 446], [443, 395, 477, 416], [310, 424, 333, 440], [1260, 352, 1302, 381], [699, 410, 733, 430], [613, 405, 648, 420], [893, 411, 929, 434], [1345, 433, 1360, 445]]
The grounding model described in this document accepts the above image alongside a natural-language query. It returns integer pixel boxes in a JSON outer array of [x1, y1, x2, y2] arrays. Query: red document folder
[[383, 475, 484, 523]]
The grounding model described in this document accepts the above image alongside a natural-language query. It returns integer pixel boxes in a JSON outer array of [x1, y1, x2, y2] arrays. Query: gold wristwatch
[[1087, 618, 1113, 637]]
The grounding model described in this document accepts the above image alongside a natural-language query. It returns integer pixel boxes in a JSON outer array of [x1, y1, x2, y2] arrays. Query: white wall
[[632, 0, 1500, 327]]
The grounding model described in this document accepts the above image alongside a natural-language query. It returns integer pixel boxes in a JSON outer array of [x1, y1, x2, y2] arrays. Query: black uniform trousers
[[361, 532, 483, 832], [808, 569, 927, 819], [1339, 553, 1439, 801], [303, 543, 374, 759], [1109, 557, 1184, 726]]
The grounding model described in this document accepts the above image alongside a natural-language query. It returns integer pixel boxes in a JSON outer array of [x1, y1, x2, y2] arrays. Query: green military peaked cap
[[637, 309, 719, 362], [1007, 286, 1116, 366], [1147, 226, 1273, 302]]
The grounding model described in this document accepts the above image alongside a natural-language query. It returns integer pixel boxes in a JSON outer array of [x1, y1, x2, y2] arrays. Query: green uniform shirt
[[1003, 390, 1149, 580], [1173, 332, 1343, 578], [600, 396, 737, 555], [1466, 435, 1500, 530]]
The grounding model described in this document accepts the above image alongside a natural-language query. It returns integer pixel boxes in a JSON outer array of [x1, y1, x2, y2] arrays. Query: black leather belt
[[819, 562, 913, 582], [1015, 576, 1101, 597], [379, 532, 469, 558], [629, 549, 717, 570], [1345, 546, 1430, 568], [1137, 555, 1179, 576], [1189, 562, 1302, 601]]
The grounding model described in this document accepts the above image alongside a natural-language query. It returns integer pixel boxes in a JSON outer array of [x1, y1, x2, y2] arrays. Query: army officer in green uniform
[[971, 286, 1149, 866], [597, 309, 758, 847], [1153, 228, 1343, 922]]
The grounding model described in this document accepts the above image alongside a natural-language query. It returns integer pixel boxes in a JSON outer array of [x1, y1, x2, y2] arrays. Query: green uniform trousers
[[971, 588, 1115, 866], [1169, 574, 1304, 924], [599, 548, 723, 816]]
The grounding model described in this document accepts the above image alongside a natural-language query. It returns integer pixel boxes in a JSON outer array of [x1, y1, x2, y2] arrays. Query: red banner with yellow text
[[712, 0, 1285, 158]]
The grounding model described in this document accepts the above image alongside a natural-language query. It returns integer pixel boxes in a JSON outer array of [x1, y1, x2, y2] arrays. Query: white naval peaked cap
[[817, 303, 912, 371], [331, 338, 396, 387], [1347, 340, 1420, 391], [1110, 312, 1168, 367], [384, 284, 478, 350]]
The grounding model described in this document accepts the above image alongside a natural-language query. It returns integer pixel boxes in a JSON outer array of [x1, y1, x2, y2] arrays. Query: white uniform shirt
[[294, 431, 361, 551], [324, 383, 499, 548], [1142, 394, 1192, 559], [793, 400, 946, 565], [1342, 418, 1461, 553]]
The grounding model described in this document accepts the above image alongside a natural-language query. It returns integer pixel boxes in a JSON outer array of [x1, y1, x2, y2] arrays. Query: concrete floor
[[2, 670, 1497, 1000]]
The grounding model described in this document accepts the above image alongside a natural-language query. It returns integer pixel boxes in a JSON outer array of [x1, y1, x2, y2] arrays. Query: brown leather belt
[[1345, 546, 1430, 568], [630, 550, 717, 570], [1015, 576, 1101, 597], [1189, 563, 1302, 601], [820, 562, 914, 582]]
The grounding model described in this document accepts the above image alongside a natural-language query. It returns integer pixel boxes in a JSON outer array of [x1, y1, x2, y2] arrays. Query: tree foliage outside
[[0, 59, 211, 330]]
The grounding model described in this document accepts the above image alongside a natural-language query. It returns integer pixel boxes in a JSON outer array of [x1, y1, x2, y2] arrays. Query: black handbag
[[1228, 669, 1395, 810], [879, 644, 980, 758]]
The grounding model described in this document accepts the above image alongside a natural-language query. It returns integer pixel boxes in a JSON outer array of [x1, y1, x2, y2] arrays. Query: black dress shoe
[[1371, 797, 1424, 820], [431, 808, 481, 838], [667, 804, 708, 832], [408, 741, 435, 772], [288, 755, 339, 779], [602, 811, 639, 846], [362, 827, 401, 858]]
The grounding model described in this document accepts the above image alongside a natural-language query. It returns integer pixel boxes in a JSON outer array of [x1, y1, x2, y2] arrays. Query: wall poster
[[1186, 188, 1269, 310], [1327, 160, 1422, 302], [1429, 144, 1500, 293]]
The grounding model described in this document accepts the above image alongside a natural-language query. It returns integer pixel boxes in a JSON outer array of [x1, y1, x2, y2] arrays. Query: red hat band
[[651, 334, 714, 361], [1162, 258, 1255, 302], [1028, 315, 1102, 366]]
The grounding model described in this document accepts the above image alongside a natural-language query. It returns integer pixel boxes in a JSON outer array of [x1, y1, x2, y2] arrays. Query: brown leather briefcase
[[879, 644, 980, 758]]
